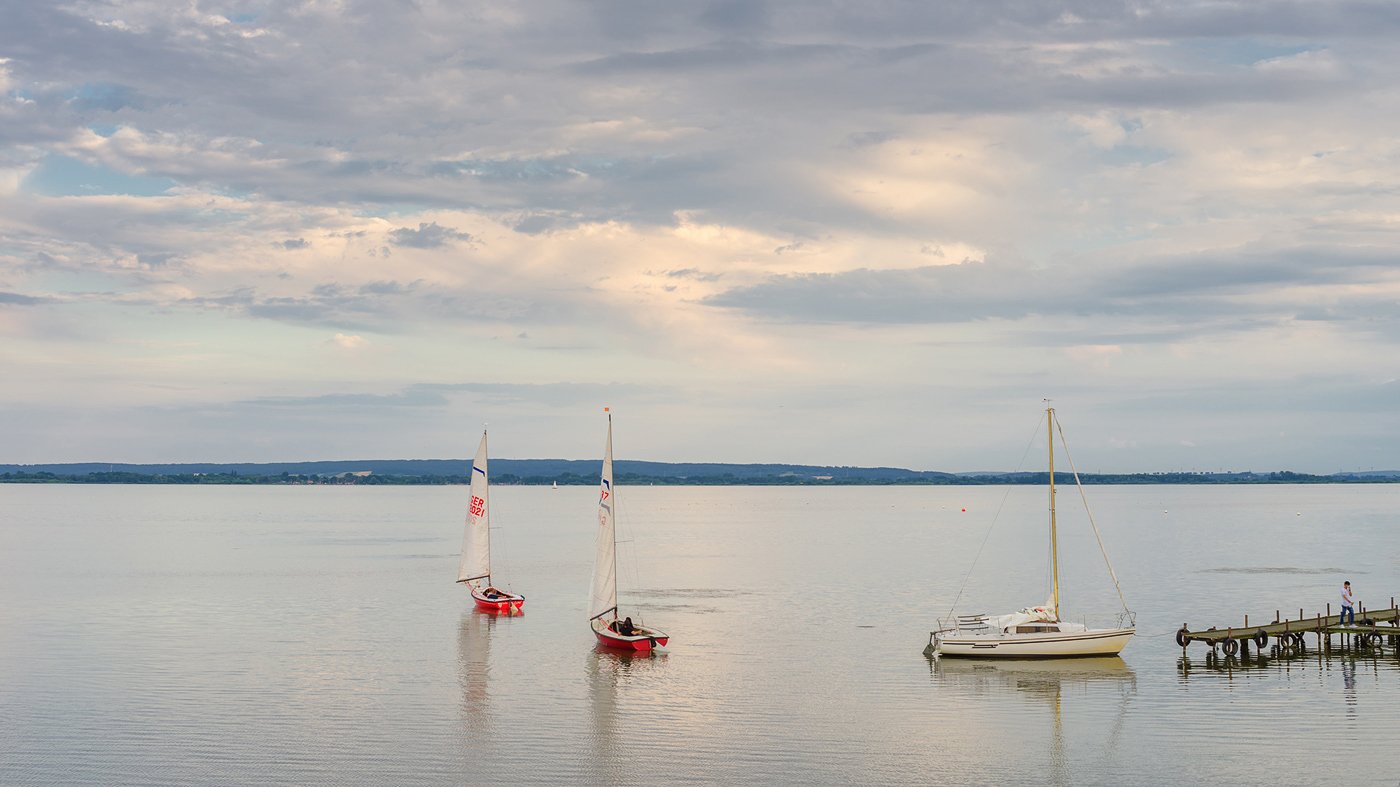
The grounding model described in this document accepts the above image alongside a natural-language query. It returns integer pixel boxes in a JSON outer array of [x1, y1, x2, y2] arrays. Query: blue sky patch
[[70, 82, 140, 113], [22, 155, 178, 197]]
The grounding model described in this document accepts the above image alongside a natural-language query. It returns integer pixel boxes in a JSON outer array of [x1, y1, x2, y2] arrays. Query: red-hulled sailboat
[[588, 412, 668, 650], [457, 429, 524, 613]]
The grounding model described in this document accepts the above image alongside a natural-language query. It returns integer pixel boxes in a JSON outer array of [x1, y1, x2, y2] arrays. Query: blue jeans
[[1341, 605, 1354, 624]]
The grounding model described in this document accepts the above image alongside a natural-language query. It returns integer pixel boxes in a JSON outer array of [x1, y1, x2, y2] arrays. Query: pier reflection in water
[[1177, 642, 1400, 681], [1177, 645, 1400, 729]]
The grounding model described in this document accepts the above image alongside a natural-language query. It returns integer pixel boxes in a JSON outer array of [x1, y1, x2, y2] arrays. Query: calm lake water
[[1, 483, 1398, 786]]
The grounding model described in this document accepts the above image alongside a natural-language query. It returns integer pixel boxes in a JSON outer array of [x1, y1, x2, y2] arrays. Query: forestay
[[457, 431, 491, 584], [588, 420, 618, 620]]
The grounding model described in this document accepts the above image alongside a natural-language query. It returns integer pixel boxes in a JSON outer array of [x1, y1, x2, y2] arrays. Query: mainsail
[[457, 430, 491, 584], [588, 418, 618, 620]]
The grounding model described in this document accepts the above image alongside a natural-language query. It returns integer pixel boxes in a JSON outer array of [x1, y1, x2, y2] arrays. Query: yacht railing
[[1075, 611, 1137, 630], [936, 610, 1136, 634], [935, 613, 991, 635]]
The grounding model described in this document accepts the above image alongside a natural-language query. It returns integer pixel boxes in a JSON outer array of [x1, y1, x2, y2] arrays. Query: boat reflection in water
[[584, 645, 667, 786], [931, 656, 1137, 786], [933, 655, 1136, 690], [457, 611, 498, 743]]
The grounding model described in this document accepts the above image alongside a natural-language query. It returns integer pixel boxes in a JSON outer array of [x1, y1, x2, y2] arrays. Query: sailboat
[[589, 412, 669, 651], [457, 429, 525, 612], [931, 407, 1134, 658]]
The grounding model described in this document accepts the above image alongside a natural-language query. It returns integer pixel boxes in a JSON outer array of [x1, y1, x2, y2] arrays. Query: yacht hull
[[470, 587, 525, 613], [592, 618, 668, 651], [937, 628, 1134, 658]]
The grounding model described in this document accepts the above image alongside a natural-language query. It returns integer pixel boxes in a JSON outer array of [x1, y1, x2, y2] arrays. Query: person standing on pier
[[1341, 581, 1355, 625]]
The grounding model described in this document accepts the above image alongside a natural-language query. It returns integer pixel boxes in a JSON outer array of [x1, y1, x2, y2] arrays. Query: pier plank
[[1182, 607, 1399, 642]]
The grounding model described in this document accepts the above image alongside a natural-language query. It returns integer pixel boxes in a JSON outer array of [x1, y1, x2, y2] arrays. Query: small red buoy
[[961, 508, 966, 512]]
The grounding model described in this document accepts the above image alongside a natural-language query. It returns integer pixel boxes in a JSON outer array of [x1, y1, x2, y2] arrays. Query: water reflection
[[1176, 645, 1400, 684], [931, 657, 1136, 787], [931, 656, 1137, 699], [583, 646, 667, 787], [457, 611, 497, 742]]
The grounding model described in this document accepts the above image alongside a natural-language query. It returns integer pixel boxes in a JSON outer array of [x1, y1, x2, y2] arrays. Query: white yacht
[[929, 406, 1135, 659]]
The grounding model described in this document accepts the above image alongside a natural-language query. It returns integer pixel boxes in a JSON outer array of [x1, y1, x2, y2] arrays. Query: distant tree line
[[0, 470, 467, 485], [1, 469, 1395, 486]]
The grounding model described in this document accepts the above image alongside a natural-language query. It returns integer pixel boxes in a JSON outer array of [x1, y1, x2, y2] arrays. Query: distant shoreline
[[1, 469, 1395, 486]]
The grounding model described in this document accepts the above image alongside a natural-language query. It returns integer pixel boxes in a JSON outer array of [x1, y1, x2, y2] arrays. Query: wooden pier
[[1178, 598, 1400, 657]]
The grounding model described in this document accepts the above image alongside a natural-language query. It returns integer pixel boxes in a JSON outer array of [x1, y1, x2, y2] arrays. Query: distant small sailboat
[[931, 407, 1134, 658], [552, 481, 558, 490], [457, 429, 525, 612], [589, 412, 669, 650]]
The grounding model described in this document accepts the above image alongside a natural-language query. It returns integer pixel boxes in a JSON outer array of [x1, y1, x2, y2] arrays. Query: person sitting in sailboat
[[613, 617, 635, 636]]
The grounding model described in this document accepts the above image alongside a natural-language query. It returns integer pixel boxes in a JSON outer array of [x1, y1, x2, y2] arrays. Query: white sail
[[457, 430, 491, 584], [588, 418, 618, 620]]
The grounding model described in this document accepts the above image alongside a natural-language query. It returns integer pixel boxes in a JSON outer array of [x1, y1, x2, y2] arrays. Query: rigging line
[[944, 412, 1046, 622], [613, 487, 645, 624], [1054, 415, 1131, 615]]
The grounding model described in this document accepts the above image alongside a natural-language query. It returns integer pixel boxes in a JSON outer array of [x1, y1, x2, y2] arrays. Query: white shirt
[[1342, 586, 1353, 606]]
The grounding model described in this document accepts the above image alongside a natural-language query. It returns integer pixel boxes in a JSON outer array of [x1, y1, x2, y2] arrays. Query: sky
[[2, 0, 1400, 473]]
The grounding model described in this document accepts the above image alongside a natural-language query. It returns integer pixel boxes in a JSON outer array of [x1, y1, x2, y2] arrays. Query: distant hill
[[2, 461, 1399, 485], [0, 459, 957, 482]]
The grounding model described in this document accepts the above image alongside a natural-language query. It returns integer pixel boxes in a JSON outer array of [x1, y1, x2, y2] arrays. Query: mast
[[1047, 406, 1060, 620], [607, 414, 616, 616]]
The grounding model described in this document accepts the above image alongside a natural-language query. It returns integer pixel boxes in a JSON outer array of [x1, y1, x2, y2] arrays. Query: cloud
[[322, 333, 368, 349], [704, 245, 1400, 337], [247, 388, 444, 409], [0, 291, 48, 306], [387, 222, 473, 249], [5, 0, 1400, 471], [240, 381, 657, 410]]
